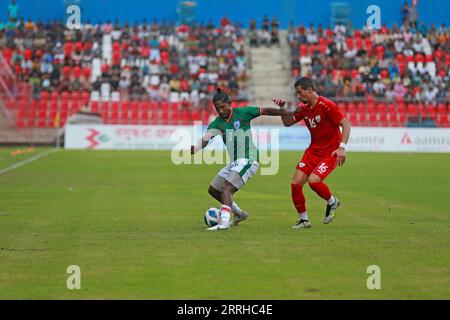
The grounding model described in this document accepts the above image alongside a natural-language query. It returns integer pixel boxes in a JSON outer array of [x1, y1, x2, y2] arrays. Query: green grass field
[[0, 148, 449, 299]]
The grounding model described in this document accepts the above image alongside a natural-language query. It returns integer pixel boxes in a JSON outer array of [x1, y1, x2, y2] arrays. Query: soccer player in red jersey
[[273, 77, 351, 229]]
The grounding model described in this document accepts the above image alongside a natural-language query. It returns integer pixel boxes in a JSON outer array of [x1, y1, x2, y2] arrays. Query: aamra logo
[[86, 129, 100, 149], [86, 129, 110, 149], [401, 132, 412, 144]]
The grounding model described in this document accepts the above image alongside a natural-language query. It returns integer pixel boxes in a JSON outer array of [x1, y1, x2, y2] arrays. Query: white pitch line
[[0, 149, 59, 176]]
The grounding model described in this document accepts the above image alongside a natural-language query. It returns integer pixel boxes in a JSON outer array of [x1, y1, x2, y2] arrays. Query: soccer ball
[[204, 207, 221, 227]]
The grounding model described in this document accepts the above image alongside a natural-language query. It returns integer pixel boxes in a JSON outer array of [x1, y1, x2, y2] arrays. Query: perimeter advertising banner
[[65, 125, 450, 153], [64, 125, 197, 150], [347, 127, 450, 153]]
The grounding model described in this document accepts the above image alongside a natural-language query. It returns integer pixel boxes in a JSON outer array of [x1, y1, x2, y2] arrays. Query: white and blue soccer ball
[[204, 207, 221, 227]]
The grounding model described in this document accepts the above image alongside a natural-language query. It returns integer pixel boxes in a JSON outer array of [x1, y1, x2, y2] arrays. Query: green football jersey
[[206, 106, 261, 162]]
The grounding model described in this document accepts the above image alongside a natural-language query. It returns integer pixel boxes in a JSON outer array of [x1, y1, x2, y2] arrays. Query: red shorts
[[296, 150, 337, 180]]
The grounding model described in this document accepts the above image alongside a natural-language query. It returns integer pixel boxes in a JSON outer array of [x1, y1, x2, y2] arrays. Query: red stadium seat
[[191, 109, 201, 122], [337, 102, 347, 114], [170, 107, 179, 125], [50, 91, 58, 101], [397, 102, 406, 114], [358, 111, 367, 126], [367, 102, 376, 114], [418, 103, 427, 118], [91, 100, 99, 113], [181, 109, 190, 125], [357, 102, 365, 114], [398, 113, 407, 126], [170, 102, 181, 121], [407, 103, 418, 116], [60, 98, 69, 118], [61, 91, 69, 102], [120, 101, 129, 124], [110, 109, 119, 125], [130, 101, 139, 124], [139, 101, 149, 124], [140, 101, 150, 113], [389, 113, 399, 127], [101, 106, 109, 124], [345, 37, 354, 49], [161, 101, 169, 113], [388, 103, 398, 125], [368, 112, 378, 126], [364, 38, 373, 52], [376, 102, 387, 115], [347, 102, 356, 114], [81, 91, 90, 105], [396, 53, 405, 63], [101, 101, 110, 118], [379, 112, 389, 127], [40, 91, 49, 101], [70, 91, 81, 114], [161, 109, 169, 125], [150, 102, 159, 124], [38, 108, 47, 128], [437, 103, 446, 114], [299, 44, 308, 56], [387, 103, 396, 114], [437, 113, 449, 127]]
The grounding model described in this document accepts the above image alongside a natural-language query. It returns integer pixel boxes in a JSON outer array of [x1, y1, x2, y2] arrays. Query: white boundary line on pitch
[[0, 149, 59, 176]]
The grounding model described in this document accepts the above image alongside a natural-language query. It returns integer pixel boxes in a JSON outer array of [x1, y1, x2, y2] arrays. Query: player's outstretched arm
[[260, 107, 296, 117], [271, 98, 298, 127], [191, 131, 216, 154]]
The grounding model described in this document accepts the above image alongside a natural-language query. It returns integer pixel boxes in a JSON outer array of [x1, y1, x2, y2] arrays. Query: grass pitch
[[0, 148, 449, 299]]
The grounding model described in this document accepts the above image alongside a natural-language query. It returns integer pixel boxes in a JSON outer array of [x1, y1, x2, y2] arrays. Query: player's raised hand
[[331, 147, 346, 166], [272, 98, 286, 108]]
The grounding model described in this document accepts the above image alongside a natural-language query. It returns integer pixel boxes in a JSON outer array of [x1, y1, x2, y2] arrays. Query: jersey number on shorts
[[318, 163, 328, 174]]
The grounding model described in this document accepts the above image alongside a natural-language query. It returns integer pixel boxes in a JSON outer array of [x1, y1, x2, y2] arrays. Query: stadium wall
[[65, 125, 450, 153], [3, 0, 448, 28]]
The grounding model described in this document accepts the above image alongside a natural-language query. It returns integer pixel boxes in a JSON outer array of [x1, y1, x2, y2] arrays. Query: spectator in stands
[[249, 28, 258, 47], [7, 0, 20, 26], [423, 84, 439, 104], [402, 0, 410, 25], [262, 15, 270, 31], [409, 1, 419, 29]]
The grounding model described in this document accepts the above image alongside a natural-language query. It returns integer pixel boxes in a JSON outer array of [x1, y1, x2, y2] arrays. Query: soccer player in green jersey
[[191, 88, 297, 231]]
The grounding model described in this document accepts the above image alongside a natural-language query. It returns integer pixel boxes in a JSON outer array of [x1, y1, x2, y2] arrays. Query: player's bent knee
[[292, 178, 306, 186], [308, 175, 322, 184], [222, 182, 237, 194], [292, 175, 307, 186]]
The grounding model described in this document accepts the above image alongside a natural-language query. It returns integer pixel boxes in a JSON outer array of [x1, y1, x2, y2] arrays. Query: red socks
[[291, 183, 306, 213], [308, 181, 332, 201]]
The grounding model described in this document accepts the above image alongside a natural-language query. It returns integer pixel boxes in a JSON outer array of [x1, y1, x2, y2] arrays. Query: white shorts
[[211, 158, 259, 190]]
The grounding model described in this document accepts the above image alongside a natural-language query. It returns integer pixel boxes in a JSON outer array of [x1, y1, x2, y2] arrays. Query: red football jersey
[[294, 96, 344, 157]]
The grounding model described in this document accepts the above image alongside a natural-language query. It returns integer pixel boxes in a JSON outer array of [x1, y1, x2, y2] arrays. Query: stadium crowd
[[248, 15, 280, 47], [0, 15, 249, 109], [288, 21, 450, 104]]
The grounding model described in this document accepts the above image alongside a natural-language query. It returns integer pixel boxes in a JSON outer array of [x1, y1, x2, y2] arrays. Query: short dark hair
[[212, 87, 230, 104], [294, 77, 316, 91]]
